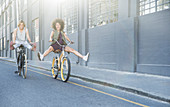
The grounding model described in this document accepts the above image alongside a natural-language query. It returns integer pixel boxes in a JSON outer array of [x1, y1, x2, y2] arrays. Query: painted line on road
[[29, 68, 149, 107], [2, 61, 150, 107], [68, 81, 149, 107]]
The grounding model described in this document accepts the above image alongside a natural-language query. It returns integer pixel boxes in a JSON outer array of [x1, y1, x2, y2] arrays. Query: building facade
[[0, 0, 170, 77]]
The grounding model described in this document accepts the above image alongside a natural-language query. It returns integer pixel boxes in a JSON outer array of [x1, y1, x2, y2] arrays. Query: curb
[[0, 58, 170, 103]]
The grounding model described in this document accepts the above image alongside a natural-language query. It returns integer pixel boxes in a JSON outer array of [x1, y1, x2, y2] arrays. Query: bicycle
[[16, 45, 28, 79], [51, 39, 71, 82]]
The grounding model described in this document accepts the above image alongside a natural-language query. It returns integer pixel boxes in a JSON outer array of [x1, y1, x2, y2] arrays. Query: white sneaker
[[83, 52, 90, 61], [38, 52, 44, 61]]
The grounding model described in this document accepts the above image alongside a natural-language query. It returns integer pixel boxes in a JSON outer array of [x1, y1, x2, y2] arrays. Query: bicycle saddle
[[53, 49, 70, 54], [53, 49, 61, 53]]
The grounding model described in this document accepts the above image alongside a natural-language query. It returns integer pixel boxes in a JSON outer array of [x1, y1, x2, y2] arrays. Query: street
[[0, 60, 169, 107]]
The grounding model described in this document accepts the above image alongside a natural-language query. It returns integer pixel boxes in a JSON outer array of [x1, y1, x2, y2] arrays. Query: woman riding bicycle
[[12, 20, 35, 74], [38, 18, 89, 61]]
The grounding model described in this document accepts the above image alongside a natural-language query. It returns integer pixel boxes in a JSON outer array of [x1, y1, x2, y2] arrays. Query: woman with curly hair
[[38, 18, 89, 61]]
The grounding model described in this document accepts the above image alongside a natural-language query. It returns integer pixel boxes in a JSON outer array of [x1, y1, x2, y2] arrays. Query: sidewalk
[[0, 57, 170, 103]]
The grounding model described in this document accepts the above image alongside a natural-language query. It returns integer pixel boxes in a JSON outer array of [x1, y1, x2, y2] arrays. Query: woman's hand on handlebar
[[30, 42, 34, 45], [49, 39, 54, 42], [13, 42, 16, 45], [70, 41, 74, 44]]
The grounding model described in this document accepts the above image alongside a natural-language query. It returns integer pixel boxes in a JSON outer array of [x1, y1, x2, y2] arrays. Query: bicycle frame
[[51, 39, 71, 82], [17, 45, 26, 66], [53, 40, 71, 70], [15, 43, 32, 78]]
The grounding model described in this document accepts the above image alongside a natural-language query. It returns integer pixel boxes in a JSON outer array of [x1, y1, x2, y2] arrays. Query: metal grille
[[139, 0, 170, 16], [61, 0, 78, 34], [89, 0, 118, 28]]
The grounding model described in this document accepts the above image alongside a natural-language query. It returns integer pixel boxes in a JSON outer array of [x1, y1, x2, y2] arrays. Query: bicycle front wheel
[[51, 57, 59, 79], [17, 54, 21, 76], [61, 57, 71, 82], [21, 54, 27, 79]]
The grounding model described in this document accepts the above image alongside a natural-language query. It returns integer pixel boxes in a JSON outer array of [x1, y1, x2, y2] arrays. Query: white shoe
[[83, 52, 90, 61], [38, 52, 44, 61]]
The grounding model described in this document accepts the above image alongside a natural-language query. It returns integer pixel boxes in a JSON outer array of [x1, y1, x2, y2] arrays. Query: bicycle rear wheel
[[61, 57, 71, 82], [51, 57, 59, 79]]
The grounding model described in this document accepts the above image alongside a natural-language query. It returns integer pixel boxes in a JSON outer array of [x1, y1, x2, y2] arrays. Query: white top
[[16, 27, 28, 41]]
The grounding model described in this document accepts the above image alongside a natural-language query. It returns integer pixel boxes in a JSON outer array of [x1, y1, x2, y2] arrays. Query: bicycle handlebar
[[50, 39, 71, 47], [12, 42, 34, 46]]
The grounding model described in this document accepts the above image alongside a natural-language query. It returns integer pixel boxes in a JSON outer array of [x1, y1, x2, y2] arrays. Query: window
[[32, 18, 39, 43], [0, 6, 2, 27], [139, 0, 170, 16], [89, 0, 118, 28], [6, 7, 10, 24], [3, 12, 6, 26], [6, 40, 9, 51], [157, 0, 170, 11], [11, 1, 15, 20], [0, 39, 2, 51], [10, 32, 13, 41], [3, 37, 6, 50], [61, 0, 78, 34], [0, 6, 1, 16], [9, 6, 12, 21], [0, 15, 1, 28], [2, 13, 4, 26]]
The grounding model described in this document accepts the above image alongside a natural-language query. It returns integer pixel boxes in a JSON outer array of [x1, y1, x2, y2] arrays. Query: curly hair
[[52, 18, 65, 31]]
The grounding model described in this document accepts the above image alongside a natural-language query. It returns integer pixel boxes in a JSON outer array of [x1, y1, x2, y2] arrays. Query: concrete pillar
[[117, 0, 138, 72], [39, 0, 44, 53], [118, 0, 138, 20], [78, 0, 89, 66], [13, 0, 17, 60], [27, 0, 32, 60], [0, 2, 2, 57], [129, 0, 138, 17], [118, 0, 129, 20]]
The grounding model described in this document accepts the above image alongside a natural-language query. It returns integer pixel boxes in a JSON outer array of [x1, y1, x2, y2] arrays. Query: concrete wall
[[88, 18, 136, 72], [137, 9, 170, 76], [88, 23, 117, 69]]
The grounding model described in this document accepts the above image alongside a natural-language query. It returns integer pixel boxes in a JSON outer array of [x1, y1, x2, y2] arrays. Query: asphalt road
[[0, 60, 169, 107]]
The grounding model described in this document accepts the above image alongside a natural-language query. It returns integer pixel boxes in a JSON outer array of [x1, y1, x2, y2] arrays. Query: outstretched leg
[[43, 46, 54, 57], [65, 46, 89, 61], [38, 46, 54, 61]]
